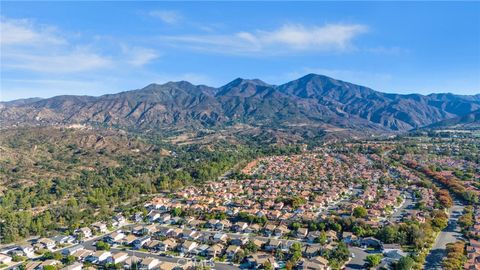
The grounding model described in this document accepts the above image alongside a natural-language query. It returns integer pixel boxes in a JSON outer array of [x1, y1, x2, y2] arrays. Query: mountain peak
[[226, 77, 270, 87], [1, 73, 479, 133], [216, 78, 272, 97]]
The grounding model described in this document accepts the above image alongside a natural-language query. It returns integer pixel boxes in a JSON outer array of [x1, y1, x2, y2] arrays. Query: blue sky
[[1, 1, 479, 101]]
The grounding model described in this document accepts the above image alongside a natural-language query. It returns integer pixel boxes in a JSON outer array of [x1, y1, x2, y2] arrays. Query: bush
[[365, 254, 382, 267]]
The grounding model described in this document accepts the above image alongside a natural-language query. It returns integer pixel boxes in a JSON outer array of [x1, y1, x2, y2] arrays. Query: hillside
[[1, 74, 479, 137], [426, 109, 480, 130]]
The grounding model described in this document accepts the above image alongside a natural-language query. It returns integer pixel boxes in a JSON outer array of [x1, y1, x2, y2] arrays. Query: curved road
[[424, 201, 465, 270]]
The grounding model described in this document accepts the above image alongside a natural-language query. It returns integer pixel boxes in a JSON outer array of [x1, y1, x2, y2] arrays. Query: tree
[[285, 260, 294, 270], [395, 256, 415, 270], [42, 252, 62, 261], [365, 254, 382, 267], [329, 242, 350, 263], [263, 261, 273, 270], [171, 207, 183, 217], [315, 231, 327, 245], [353, 207, 367, 218], [63, 255, 76, 265], [290, 242, 302, 262], [96, 240, 111, 251], [246, 240, 259, 252], [43, 266, 57, 270]]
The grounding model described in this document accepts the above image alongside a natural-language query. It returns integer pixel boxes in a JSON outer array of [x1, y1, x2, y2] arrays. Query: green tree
[[395, 256, 415, 270], [315, 231, 327, 245], [353, 207, 368, 218], [290, 242, 302, 262], [96, 240, 111, 251], [365, 254, 382, 267]]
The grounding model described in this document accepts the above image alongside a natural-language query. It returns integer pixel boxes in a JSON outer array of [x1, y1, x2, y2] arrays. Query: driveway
[[345, 247, 369, 270]]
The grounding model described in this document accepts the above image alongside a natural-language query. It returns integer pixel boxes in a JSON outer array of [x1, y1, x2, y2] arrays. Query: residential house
[[91, 222, 108, 233], [105, 231, 126, 244], [76, 227, 92, 239], [71, 249, 93, 261], [24, 261, 42, 270], [226, 245, 241, 259], [264, 224, 276, 236], [299, 256, 330, 270], [303, 245, 322, 258], [60, 262, 83, 270], [133, 213, 143, 223], [158, 238, 177, 252], [19, 245, 35, 258], [132, 225, 146, 236], [141, 257, 160, 270], [274, 225, 290, 237], [246, 253, 278, 269], [180, 241, 198, 254], [234, 222, 248, 232], [132, 236, 151, 249], [383, 244, 407, 260], [144, 240, 162, 251], [62, 245, 84, 256], [230, 236, 249, 246], [324, 230, 338, 243], [156, 227, 173, 237], [206, 219, 219, 229], [123, 256, 141, 269], [216, 220, 231, 231], [85, 250, 112, 264], [342, 232, 358, 245], [265, 239, 282, 251], [213, 233, 228, 243], [147, 210, 162, 222], [112, 252, 129, 264], [181, 230, 199, 241], [158, 214, 171, 224], [361, 237, 383, 249], [207, 244, 224, 258], [40, 260, 62, 269], [307, 231, 321, 243], [122, 235, 138, 246], [197, 245, 211, 256], [0, 254, 12, 264], [51, 235, 76, 245], [297, 228, 309, 239], [245, 224, 262, 234], [36, 238, 56, 250], [112, 214, 126, 227]]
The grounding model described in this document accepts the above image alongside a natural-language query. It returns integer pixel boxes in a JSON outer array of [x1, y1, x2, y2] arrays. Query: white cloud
[[123, 46, 159, 66], [1, 17, 158, 73], [262, 24, 367, 50], [0, 17, 65, 46], [4, 49, 112, 73], [160, 23, 368, 55], [149, 10, 181, 24]]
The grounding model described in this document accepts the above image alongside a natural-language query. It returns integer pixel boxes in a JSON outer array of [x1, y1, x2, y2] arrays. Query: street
[[80, 234, 239, 270], [424, 201, 465, 270]]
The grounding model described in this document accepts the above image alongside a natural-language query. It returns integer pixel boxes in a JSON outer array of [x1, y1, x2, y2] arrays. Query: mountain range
[[1, 74, 479, 138]]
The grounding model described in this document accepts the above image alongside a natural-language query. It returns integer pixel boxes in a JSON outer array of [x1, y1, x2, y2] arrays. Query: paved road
[[109, 248, 239, 270], [57, 233, 239, 270], [389, 192, 415, 223], [424, 201, 465, 270], [345, 247, 369, 270]]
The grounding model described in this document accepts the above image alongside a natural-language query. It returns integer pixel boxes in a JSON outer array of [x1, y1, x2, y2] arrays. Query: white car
[[351, 253, 355, 258]]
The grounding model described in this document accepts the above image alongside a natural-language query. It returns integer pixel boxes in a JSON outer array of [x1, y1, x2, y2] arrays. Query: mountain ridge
[[1, 74, 479, 137]]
